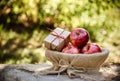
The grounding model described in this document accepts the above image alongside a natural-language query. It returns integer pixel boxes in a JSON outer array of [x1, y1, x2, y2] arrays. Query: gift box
[[44, 28, 70, 51]]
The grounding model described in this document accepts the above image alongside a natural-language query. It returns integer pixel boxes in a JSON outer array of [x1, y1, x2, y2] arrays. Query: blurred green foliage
[[0, 0, 120, 64]]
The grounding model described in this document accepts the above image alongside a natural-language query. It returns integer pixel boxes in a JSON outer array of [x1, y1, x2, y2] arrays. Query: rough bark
[[0, 63, 119, 81]]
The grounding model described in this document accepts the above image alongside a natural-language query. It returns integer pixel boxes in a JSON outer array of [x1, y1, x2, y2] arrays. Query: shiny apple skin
[[70, 28, 89, 48], [81, 43, 102, 54], [62, 44, 80, 54]]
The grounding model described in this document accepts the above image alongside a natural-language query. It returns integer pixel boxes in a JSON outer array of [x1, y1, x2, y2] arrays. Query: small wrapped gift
[[44, 28, 70, 51]]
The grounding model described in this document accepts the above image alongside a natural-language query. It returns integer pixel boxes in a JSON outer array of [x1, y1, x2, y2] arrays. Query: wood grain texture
[[0, 63, 116, 81]]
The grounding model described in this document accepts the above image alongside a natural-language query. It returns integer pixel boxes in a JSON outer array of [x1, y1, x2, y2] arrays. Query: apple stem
[[76, 32, 80, 35]]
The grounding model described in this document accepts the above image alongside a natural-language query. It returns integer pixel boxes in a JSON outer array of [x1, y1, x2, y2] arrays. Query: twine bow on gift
[[47, 28, 67, 51], [48, 28, 65, 39], [51, 31, 65, 39]]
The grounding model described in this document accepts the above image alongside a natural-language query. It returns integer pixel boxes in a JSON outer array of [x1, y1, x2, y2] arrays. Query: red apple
[[70, 28, 89, 48], [62, 43, 80, 54], [81, 43, 102, 54]]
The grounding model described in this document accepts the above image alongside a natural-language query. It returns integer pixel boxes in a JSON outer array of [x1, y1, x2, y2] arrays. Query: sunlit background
[[0, 0, 120, 64]]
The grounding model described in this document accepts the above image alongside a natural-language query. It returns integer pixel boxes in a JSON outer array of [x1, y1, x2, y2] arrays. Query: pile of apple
[[62, 28, 102, 54]]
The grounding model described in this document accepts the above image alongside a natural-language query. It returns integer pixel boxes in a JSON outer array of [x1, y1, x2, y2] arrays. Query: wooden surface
[[0, 63, 119, 81]]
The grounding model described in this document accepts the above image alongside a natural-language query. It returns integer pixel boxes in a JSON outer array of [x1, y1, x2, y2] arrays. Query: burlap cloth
[[18, 48, 109, 81], [33, 48, 108, 80]]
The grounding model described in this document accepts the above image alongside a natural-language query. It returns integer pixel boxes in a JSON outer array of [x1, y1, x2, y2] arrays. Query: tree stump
[[0, 63, 119, 81]]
